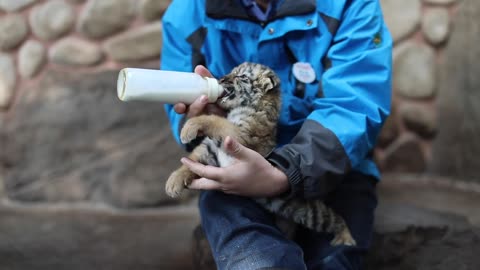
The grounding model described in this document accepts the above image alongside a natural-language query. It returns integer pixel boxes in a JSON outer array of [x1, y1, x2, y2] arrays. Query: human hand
[[181, 136, 290, 197], [173, 65, 226, 118]]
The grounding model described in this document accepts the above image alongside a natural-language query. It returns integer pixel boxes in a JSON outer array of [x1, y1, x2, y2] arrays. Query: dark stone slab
[[0, 203, 200, 270], [374, 201, 471, 234], [381, 135, 426, 173], [366, 227, 480, 270], [0, 70, 184, 207], [430, 0, 480, 182]]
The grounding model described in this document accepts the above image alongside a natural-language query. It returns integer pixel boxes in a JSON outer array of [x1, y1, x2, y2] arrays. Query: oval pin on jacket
[[292, 62, 316, 84]]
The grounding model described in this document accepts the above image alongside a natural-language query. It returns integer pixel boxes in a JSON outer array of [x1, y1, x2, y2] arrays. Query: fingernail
[[201, 95, 208, 103], [225, 136, 233, 147]]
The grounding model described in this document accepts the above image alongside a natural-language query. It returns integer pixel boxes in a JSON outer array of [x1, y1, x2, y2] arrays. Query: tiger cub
[[165, 62, 355, 246]]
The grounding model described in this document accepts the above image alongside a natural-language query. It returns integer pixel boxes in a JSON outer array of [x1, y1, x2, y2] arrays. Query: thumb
[[224, 136, 249, 159], [194, 65, 214, 78]]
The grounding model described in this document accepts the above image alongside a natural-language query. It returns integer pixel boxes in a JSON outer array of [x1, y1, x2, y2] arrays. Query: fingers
[[174, 103, 187, 114], [194, 65, 214, 78], [175, 99, 225, 117], [181, 158, 223, 181], [175, 65, 223, 118], [188, 178, 222, 190], [186, 95, 209, 118], [224, 136, 249, 159]]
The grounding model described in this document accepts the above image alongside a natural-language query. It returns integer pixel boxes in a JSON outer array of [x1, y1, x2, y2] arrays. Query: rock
[[77, 0, 136, 39], [382, 135, 426, 173], [422, 7, 451, 46], [0, 203, 199, 270], [374, 201, 470, 234], [377, 104, 399, 148], [380, 0, 421, 42], [369, 176, 480, 269], [393, 41, 437, 99], [192, 225, 216, 270], [29, 0, 75, 41], [0, 0, 37, 12], [0, 164, 4, 198], [400, 102, 437, 138], [0, 54, 15, 108], [423, 0, 458, 4], [0, 14, 28, 51], [378, 175, 480, 226], [18, 40, 46, 79], [430, 0, 480, 182], [366, 227, 480, 270], [1, 70, 183, 207], [139, 0, 171, 21], [103, 23, 162, 62], [49, 37, 103, 66]]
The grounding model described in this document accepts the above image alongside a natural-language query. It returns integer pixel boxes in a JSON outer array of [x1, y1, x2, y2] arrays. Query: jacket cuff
[[266, 150, 303, 198]]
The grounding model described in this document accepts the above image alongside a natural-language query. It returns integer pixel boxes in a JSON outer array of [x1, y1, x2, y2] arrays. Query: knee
[[198, 191, 233, 215], [218, 245, 306, 270], [198, 190, 218, 211], [197, 191, 249, 226], [198, 190, 267, 219]]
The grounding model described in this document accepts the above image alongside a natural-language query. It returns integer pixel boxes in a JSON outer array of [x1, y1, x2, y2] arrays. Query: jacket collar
[[206, 0, 316, 22]]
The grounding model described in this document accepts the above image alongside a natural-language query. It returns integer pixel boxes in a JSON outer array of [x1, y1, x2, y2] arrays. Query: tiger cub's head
[[217, 62, 281, 110]]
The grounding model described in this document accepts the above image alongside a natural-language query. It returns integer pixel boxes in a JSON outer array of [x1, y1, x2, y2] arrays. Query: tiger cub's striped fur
[[165, 62, 355, 246]]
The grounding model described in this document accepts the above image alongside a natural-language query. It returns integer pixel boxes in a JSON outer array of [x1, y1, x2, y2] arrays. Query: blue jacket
[[162, 0, 392, 200]]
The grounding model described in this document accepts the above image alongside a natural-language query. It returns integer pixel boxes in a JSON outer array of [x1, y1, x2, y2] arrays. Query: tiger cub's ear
[[256, 69, 280, 93]]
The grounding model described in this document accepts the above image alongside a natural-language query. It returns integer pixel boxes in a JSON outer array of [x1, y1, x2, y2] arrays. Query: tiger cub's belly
[[217, 148, 234, 167]]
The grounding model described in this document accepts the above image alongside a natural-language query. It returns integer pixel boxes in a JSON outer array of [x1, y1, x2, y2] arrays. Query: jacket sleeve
[[161, 1, 202, 145], [267, 0, 393, 200]]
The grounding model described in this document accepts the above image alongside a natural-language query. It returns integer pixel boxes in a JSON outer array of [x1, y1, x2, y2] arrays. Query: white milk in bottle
[[117, 68, 223, 104]]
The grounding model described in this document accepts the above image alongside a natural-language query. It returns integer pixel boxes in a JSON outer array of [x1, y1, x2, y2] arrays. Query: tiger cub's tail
[[256, 197, 356, 246]]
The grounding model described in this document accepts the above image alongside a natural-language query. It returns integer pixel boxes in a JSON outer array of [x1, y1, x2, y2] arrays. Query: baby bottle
[[117, 68, 223, 104]]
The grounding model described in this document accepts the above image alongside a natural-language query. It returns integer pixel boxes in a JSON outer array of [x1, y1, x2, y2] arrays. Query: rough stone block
[[381, 0, 421, 42], [139, 0, 171, 21], [29, 0, 75, 41], [382, 135, 426, 173], [0, 203, 200, 270], [18, 40, 46, 78], [1, 70, 183, 207], [430, 0, 480, 181], [49, 37, 103, 66], [103, 23, 162, 62], [393, 41, 437, 99], [0, 14, 28, 51], [0, 53, 15, 108], [400, 103, 437, 138], [0, 0, 37, 12], [77, 0, 136, 39], [422, 7, 451, 46]]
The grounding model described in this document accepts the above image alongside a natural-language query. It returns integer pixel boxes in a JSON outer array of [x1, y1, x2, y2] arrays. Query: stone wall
[[0, 0, 472, 206], [429, 0, 480, 181], [375, 0, 459, 174], [0, 0, 177, 206], [0, 0, 166, 108]]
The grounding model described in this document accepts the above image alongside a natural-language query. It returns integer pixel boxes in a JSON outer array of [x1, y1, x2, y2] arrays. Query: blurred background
[[0, 0, 479, 269]]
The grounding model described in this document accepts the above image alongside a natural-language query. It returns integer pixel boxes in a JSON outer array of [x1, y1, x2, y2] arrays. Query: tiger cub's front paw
[[165, 169, 194, 198], [180, 119, 202, 144], [330, 227, 356, 246]]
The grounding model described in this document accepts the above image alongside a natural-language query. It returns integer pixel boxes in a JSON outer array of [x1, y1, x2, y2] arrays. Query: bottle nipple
[[205, 77, 223, 102]]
